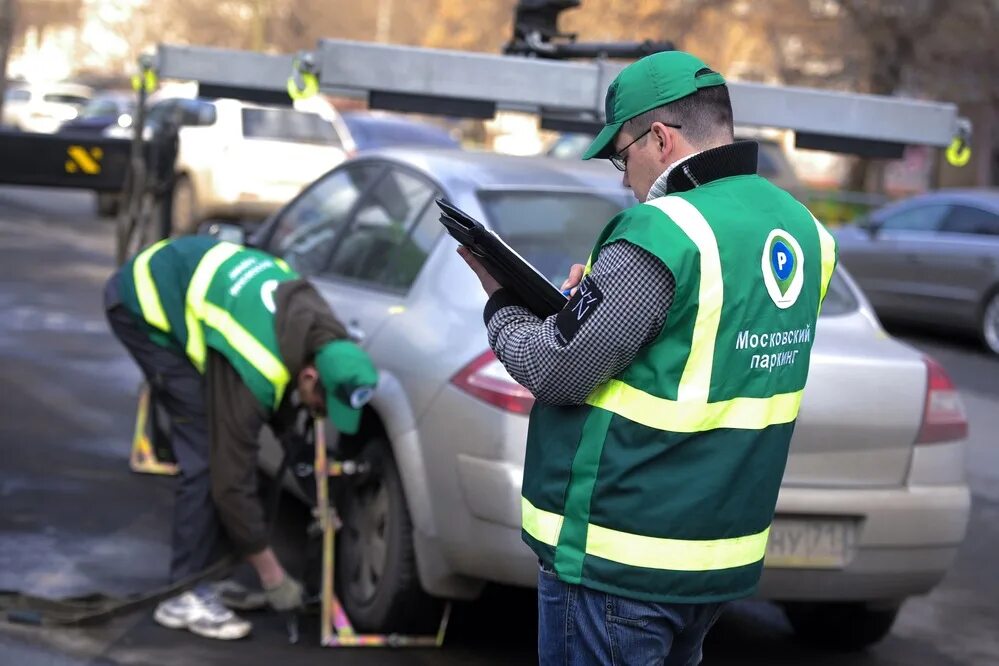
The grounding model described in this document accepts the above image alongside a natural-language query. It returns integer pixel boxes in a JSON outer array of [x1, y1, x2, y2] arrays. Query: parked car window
[[179, 100, 216, 126], [267, 164, 383, 275], [80, 99, 127, 118], [5, 89, 30, 102], [879, 204, 949, 233], [818, 271, 858, 316], [478, 190, 633, 287], [325, 168, 439, 289], [42, 93, 88, 105], [941, 205, 999, 236], [241, 107, 338, 144]]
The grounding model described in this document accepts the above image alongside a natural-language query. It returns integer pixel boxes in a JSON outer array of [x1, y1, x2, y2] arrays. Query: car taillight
[[450, 350, 534, 415], [916, 356, 968, 444]]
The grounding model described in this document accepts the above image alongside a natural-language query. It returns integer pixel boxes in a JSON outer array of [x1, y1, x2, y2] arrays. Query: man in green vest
[[459, 51, 837, 664], [103, 236, 378, 640]]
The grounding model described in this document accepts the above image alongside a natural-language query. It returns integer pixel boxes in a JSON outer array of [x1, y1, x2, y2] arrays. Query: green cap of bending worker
[[314, 340, 379, 435], [582, 50, 726, 160]]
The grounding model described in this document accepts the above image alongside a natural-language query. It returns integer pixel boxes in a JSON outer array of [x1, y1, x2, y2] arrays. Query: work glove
[[264, 575, 305, 612]]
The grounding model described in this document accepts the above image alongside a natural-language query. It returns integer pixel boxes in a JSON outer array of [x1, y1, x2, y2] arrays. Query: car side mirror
[[199, 220, 246, 245], [860, 218, 882, 237]]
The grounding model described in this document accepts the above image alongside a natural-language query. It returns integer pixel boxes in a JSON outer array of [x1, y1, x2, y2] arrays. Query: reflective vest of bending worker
[[521, 175, 837, 604], [116, 236, 297, 412]]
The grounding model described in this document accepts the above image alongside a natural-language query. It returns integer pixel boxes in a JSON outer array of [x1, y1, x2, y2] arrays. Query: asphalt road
[[0, 185, 996, 665]]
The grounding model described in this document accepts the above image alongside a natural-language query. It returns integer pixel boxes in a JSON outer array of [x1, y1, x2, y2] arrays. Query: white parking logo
[[762, 229, 805, 309]]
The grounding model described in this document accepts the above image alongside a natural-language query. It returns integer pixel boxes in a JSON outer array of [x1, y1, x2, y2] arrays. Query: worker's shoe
[[154, 590, 252, 640]]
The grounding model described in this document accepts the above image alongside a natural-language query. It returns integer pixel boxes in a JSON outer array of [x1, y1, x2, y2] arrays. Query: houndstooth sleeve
[[484, 241, 675, 406]]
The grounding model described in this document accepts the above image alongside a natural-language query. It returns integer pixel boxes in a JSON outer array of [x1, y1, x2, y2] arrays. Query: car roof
[[351, 146, 629, 195], [881, 188, 999, 214]]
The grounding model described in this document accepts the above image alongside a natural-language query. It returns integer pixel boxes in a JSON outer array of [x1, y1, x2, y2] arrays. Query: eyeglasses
[[608, 124, 681, 172]]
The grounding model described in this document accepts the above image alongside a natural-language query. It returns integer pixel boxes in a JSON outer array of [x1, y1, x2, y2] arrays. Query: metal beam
[[156, 45, 296, 99], [315, 40, 962, 148], [151, 41, 963, 149]]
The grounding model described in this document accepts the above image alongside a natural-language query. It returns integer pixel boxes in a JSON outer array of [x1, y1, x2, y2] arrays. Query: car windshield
[[42, 93, 89, 105], [241, 107, 338, 144], [477, 190, 633, 287]]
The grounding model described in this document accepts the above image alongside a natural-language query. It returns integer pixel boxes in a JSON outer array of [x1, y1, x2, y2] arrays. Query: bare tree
[[0, 0, 15, 121]]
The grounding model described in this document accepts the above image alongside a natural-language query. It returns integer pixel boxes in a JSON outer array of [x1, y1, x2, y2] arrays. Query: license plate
[[764, 518, 858, 569]]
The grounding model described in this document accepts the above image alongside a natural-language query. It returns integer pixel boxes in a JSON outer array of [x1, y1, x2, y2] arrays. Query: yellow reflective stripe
[[582, 254, 594, 277], [133, 239, 171, 332], [202, 302, 290, 409], [274, 257, 291, 273], [523, 497, 769, 571], [184, 242, 241, 371], [814, 218, 837, 306], [587, 379, 802, 432], [645, 198, 722, 402], [522, 497, 563, 547], [587, 522, 770, 571]]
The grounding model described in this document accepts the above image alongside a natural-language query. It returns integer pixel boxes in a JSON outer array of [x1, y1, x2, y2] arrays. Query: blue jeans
[[538, 563, 725, 666]]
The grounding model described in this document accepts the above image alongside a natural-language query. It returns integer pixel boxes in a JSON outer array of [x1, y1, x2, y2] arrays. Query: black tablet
[[437, 198, 568, 318]]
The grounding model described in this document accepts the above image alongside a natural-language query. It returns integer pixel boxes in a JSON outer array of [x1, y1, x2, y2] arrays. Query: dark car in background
[[835, 189, 999, 355], [58, 92, 135, 135]]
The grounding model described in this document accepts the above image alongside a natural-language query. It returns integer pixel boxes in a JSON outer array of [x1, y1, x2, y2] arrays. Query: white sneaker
[[154, 591, 252, 640]]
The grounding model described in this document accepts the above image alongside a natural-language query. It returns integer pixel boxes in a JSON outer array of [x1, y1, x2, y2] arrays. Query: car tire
[[335, 435, 438, 633], [783, 601, 900, 651], [96, 192, 120, 218], [170, 175, 199, 236], [979, 289, 999, 356]]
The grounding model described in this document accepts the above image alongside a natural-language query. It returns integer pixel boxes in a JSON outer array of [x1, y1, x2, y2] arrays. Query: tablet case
[[437, 198, 568, 318]]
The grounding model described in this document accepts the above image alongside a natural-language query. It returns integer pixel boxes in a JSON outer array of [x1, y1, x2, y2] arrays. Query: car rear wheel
[[170, 175, 198, 236], [980, 290, 999, 356], [783, 601, 900, 651], [96, 192, 120, 218], [335, 435, 438, 633]]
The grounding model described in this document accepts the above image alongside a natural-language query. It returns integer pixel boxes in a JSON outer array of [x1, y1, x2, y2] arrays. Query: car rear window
[[42, 94, 89, 105], [478, 189, 858, 317], [241, 107, 338, 144], [477, 190, 633, 287], [5, 89, 30, 102], [819, 271, 858, 316]]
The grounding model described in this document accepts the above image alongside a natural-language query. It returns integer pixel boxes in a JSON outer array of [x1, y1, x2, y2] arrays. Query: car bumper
[[759, 483, 970, 601], [453, 455, 970, 598]]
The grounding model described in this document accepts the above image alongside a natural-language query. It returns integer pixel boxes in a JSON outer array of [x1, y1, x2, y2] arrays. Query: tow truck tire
[[96, 192, 120, 218], [335, 435, 438, 633], [170, 175, 198, 236], [783, 601, 900, 651]]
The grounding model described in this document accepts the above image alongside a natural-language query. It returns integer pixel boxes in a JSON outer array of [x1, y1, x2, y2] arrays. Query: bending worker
[[104, 236, 378, 640], [459, 51, 837, 664]]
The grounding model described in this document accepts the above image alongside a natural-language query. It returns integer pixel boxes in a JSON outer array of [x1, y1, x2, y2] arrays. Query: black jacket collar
[[662, 141, 759, 195]]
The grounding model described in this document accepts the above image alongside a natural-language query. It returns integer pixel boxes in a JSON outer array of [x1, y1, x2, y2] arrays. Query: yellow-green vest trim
[[520, 175, 837, 603], [121, 238, 297, 413]]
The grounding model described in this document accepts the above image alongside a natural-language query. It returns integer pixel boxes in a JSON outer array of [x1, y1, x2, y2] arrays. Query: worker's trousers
[[537, 561, 726, 666], [104, 272, 227, 584]]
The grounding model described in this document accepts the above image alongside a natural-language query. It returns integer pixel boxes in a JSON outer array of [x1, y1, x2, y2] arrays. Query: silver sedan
[[835, 189, 999, 355], [251, 148, 970, 651]]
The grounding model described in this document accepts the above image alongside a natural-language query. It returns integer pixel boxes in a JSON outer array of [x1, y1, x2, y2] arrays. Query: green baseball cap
[[582, 51, 726, 160], [314, 340, 379, 435]]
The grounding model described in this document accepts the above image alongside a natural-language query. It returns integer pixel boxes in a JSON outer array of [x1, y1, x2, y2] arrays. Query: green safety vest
[[118, 237, 298, 413], [522, 174, 837, 603]]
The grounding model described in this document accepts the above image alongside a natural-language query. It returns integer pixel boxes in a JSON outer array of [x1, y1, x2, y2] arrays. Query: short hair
[[622, 80, 734, 149]]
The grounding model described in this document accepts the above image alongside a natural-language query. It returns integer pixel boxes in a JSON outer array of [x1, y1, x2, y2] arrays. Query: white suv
[[104, 96, 349, 232]]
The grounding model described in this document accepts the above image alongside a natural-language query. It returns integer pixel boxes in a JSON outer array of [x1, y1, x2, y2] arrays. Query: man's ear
[[651, 122, 673, 161]]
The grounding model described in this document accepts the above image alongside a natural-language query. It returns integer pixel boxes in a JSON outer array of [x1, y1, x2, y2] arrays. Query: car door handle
[[346, 320, 366, 343]]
